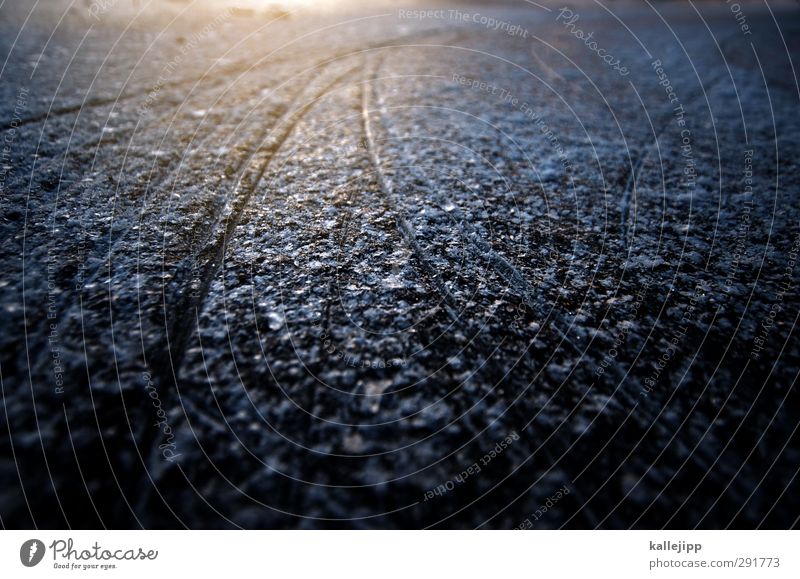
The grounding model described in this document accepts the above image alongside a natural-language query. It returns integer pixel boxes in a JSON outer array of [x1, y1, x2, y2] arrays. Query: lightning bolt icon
[[28, 542, 38, 563]]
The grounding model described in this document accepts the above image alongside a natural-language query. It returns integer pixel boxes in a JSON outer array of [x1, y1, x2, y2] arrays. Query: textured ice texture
[[0, 2, 799, 529]]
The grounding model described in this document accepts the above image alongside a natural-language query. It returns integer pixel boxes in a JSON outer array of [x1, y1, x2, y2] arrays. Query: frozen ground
[[1, 0, 799, 528]]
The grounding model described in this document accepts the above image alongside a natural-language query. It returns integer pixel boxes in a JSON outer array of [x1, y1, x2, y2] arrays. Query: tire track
[[153, 61, 362, 400], [360, 66, 464, 326], [12, 29, 468, 303], [0, 26, 462, 133], [131, 61, 363, 516], [74, 71, 307, 289], [362, 56, 582, 357]]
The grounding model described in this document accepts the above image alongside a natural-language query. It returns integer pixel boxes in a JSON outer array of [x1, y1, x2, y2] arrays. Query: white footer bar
[[2, 531, 797, 577]]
